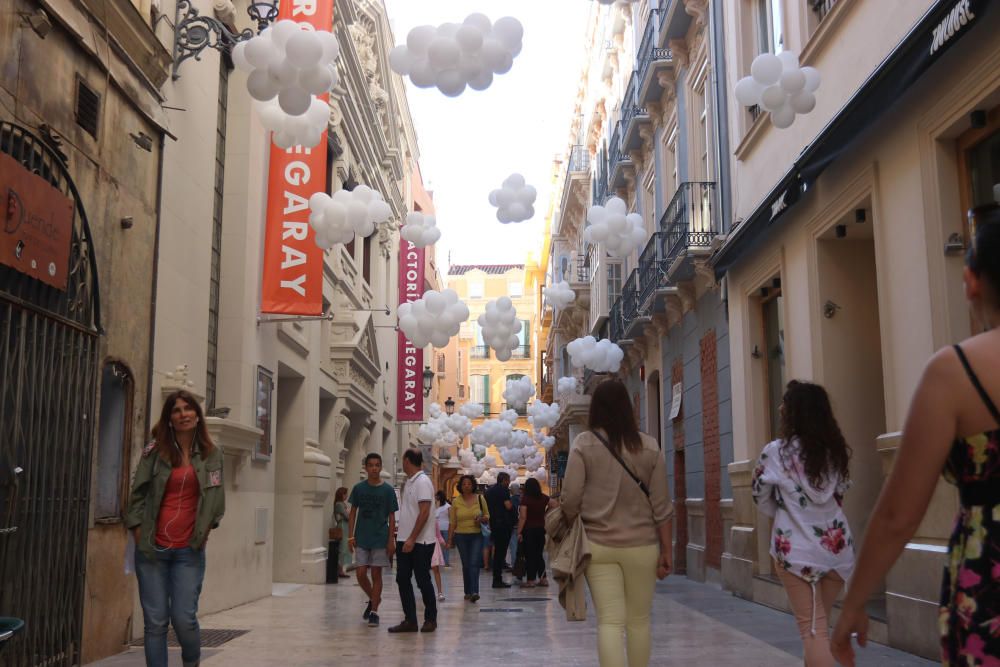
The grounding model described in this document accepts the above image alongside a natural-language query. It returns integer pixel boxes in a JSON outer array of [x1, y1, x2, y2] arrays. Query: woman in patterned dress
[[752, 380, 855, 667], [832, 203, 1000, 666]]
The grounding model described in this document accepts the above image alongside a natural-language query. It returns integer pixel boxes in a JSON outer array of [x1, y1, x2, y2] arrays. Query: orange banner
[[260, 0, 334, 314]]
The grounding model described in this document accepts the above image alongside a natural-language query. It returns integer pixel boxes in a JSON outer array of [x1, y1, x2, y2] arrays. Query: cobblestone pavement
[[90, 563, 935, 666]]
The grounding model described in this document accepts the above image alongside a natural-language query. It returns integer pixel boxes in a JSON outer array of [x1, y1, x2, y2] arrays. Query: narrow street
[[91, 566, 933, 666]]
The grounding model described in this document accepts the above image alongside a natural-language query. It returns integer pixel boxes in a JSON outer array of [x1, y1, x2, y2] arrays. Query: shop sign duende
[[0, 151, 73, 290]]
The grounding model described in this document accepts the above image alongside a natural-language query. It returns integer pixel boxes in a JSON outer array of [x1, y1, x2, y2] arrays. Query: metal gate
[[0, 122, 101, 666]]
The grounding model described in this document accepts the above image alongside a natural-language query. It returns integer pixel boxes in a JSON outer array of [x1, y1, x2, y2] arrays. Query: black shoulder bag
[[591, 431, 650, 498]]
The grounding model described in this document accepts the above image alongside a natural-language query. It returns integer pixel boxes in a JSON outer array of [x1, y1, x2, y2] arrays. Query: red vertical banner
[[397, 239, 425, 421], [259, 0, 334, 314]]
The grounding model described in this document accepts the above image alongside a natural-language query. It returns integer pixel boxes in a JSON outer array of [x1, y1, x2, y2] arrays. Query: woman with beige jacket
[[560, 380, 673, 667]]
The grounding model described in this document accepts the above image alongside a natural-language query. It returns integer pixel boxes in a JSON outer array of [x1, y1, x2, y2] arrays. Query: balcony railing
[[638, 14, 673, 101], [568, 144, 590, 173], [608, 122, 623, 180], [810, 0, 839, 22], [471, 345, 490, 359], [593, 147, 609, 204], [480, 402, 492, 416], [609, 296, 625, 343], [659, 181, 717, 267], [638, 231, 668, 308], [621, 268, 641, 331], [511, 344, 531, 359]]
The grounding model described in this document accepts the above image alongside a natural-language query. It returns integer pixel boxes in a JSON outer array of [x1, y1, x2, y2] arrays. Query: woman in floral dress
[[752, 380, 855, 667], [833, 203, 1000, 666]]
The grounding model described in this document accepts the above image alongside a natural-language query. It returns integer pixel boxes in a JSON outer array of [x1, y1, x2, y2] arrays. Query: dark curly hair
[[456, 474, 478, 495], [779, 380, 851, 489]]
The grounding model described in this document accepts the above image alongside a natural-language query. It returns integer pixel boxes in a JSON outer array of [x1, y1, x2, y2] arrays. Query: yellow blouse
[[450, 494, 489, 534]]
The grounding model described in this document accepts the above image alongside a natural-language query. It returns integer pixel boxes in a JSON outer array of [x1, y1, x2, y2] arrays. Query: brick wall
[[671, 358, 687, 574], [701, 329, 722, 568]]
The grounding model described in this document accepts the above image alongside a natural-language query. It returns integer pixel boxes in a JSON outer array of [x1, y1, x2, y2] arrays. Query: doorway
[[273, 365, 305, 583]]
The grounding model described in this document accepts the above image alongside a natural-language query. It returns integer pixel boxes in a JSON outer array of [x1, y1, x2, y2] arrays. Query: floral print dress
[[751, 438, 855, 584], [939, 345, 1000, 665]]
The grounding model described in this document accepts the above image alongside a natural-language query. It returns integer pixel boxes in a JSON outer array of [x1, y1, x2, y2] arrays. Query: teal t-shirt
[[348, 480, 398, 550]]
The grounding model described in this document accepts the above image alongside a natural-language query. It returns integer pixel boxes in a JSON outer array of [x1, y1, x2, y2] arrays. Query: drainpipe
[[143, 132, 166, 443], [709, 0, 733, 234]]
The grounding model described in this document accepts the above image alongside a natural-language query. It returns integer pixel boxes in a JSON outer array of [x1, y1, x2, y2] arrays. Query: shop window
[[469, 281, 484, 299], [95, 362, 134, 520], [607, 260, 623, 304], [761, 287, 786, 440], [755, 0, 784, 55]]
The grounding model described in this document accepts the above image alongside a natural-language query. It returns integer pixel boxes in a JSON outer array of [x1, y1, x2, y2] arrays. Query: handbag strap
[[592, 431, 650, 498]]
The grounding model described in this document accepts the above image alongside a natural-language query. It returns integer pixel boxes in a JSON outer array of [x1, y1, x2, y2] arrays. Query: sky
[[382, 0, 593, 272]]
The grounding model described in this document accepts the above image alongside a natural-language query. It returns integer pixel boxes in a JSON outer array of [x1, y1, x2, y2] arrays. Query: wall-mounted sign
[[0, 151, 73, 290], [668, 382, 683, 421], [397, 239, 424, 422]]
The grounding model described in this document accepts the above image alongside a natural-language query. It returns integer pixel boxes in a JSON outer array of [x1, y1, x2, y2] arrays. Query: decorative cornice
[[668, 39, 689, 69], [683, 0, 709, 31]]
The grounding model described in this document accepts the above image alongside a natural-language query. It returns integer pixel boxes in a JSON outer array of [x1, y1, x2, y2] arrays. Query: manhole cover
[[130, 628, 249, 648], [480, 608, 524, 613], [505, 597, 550, 602]]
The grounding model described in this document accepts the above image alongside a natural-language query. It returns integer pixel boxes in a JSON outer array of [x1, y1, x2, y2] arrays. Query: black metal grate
[[131, 628, 250, 648], [74, 79, 100, 138]]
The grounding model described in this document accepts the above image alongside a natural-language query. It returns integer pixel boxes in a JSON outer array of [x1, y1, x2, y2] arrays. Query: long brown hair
[[335, 487, 348, 503], [152, 390, 216, 466], [779, 380, 851, 489], [588, 380, 642, 454]]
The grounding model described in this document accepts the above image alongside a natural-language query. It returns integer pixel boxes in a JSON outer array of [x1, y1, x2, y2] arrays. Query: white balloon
[[779, 68, 806, 94], [469, 70, 493, 91], [802, 66, 821, 93], [247, 69, 279, 101], [407, 25, 437, 55], [750, 52, 782, 86], [428, 37, 461, 69], [455, 24, 484, 52], [278, 86, 311, 116], [318, 31, 340, 62], [299, 64, 334, 95], [389, 45, 412, 75], [409, 58, 436, 88], [231, 41, 251, 71], [777, 49, 799, 71], [269, 20, 300, 48], [734, 76, 763, 107], [789, 90, 816, 114], [286, 30, 323, 68], [760, 85, 786, 112], [463, 12, 493, 34], [435, 68, 466, 97], [480, 38, 508, 71], [492, 16, 524, 49], [771, 104, 796, 129], [245, 36, 279, 69], [492, 51, 514, 75]]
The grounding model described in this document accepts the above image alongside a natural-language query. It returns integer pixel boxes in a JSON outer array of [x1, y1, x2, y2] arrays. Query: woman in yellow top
[[447, 475, 489, 602]]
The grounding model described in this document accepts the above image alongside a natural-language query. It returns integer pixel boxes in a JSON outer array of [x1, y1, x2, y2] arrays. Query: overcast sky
[[382, 0, 593, 272]]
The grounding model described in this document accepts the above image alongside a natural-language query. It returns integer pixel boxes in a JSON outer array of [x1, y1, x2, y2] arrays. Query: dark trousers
[[395, 542, 437, 623], [523, 527, 546, 581], [491, 527, 512, 582]]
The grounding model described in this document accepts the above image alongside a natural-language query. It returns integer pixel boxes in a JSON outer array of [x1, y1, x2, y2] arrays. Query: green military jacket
[[125, 440, 226, 556]]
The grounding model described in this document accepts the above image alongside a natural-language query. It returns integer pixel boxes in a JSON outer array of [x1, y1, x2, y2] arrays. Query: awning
[[713, 0, 996, 279]]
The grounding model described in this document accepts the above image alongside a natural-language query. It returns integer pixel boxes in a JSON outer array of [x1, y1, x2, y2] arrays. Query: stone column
[[299, 439, 332, 582], [722, 459, 757, 600]]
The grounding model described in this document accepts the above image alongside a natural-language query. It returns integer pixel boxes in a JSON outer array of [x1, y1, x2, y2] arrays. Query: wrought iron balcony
[[593, 147, 610, 204], [511, 344, 531, 359], [471, 345, 490, 359], [620, 268, 643, 336], [608, 295, 625, 343], [608, 122, 633, 189], [638, 14, 674, 103], [638, 231, 669, 308], [659, 181, 718, 273], [571, 253, 589, 285], [621, 73, 649, 152], [568, 144, 590, 173]]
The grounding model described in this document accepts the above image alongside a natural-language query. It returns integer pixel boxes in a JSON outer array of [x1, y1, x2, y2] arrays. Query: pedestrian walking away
[[389, 448, 438, 634], [485, 471, 515, 588], [448, 474, 489, 602], [333, 487, 352, 578], [752, 380, 855, 667], [348, 453, 398, 629], [508, 482, 521, 578], [517, 477, 550, 587], [833, 203, 1000, 666], [560, 380, 673, 667], [434, 490, 451, 567], [126, 390, 226, 667]]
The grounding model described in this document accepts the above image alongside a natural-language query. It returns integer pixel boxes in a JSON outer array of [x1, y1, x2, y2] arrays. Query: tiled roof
[[448, 264, 524, 275]]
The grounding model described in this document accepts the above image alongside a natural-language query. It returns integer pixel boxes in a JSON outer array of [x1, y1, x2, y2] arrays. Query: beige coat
[[545, 504, 591, 621]]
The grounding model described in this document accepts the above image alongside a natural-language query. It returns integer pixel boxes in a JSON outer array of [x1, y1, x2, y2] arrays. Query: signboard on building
[[397, 239, 424, 421], [668, 382, 683, 420], [259, 0, 334, 314], [0, 151, 73, 290]]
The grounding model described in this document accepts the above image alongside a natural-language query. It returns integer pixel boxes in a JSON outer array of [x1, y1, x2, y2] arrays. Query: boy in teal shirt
[[348, 453, 398, 628]]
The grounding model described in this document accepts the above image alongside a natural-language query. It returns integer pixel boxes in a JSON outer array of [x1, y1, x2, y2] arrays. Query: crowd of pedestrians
[[126, 203, 1000, 666]]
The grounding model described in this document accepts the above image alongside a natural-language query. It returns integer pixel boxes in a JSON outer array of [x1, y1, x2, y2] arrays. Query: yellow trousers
[[585, 541, 660, 667]]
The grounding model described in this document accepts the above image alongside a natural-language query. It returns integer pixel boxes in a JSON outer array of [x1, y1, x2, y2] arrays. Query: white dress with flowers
[[751, 438, 855, 584]]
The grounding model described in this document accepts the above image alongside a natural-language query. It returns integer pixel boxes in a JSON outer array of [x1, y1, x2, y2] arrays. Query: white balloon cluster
[[255, 97, 330, 148], [417, 419, 457, 447], [499, 408, 520, 426], [734, 51, 820, 130], [459, 402, 484, 419], [471, 418, 513, 447], [389, 14, 524, 97], [544, 280, 576, 310], [567, 336, 625, 373], [400, 212, 441, 248], [531, 468, 548, 482], [534, 432, 556, 450], [308, 186, 392, 249], [488, 174, 537, 223], [397, 289, 471, 348], [557, 376, 579, 397], [477, 297, 522, 361], [503, 376, 535, 410], [585, 197, 646, 258], [527, 401, 561, 431], [234, 21, 340, 114]]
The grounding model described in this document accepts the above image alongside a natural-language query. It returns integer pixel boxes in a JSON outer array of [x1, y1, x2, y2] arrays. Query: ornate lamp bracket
[[171, 0, 276, 80]]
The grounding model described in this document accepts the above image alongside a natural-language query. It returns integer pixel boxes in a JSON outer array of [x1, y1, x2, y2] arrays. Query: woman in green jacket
[[126, 389, 225, 667]]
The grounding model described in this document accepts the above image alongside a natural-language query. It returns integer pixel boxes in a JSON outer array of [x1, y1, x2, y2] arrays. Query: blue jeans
[[453, 532, 483, 596], [135, 546, 206, 667]]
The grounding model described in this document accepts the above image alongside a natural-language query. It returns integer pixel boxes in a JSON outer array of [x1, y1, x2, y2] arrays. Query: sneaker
[[363, 601, 372, 621], [438, 593, 446, 601], [367, 612, 379, 627]]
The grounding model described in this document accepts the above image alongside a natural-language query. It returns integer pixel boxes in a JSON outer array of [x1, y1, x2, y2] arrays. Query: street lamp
[[444, 397, 455, 416], [422, 366, 435, 397], [171, 0, 279, 80]]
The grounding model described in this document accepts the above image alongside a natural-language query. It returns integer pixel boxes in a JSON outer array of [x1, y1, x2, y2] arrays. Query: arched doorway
[[0, 122, 101, 665]]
